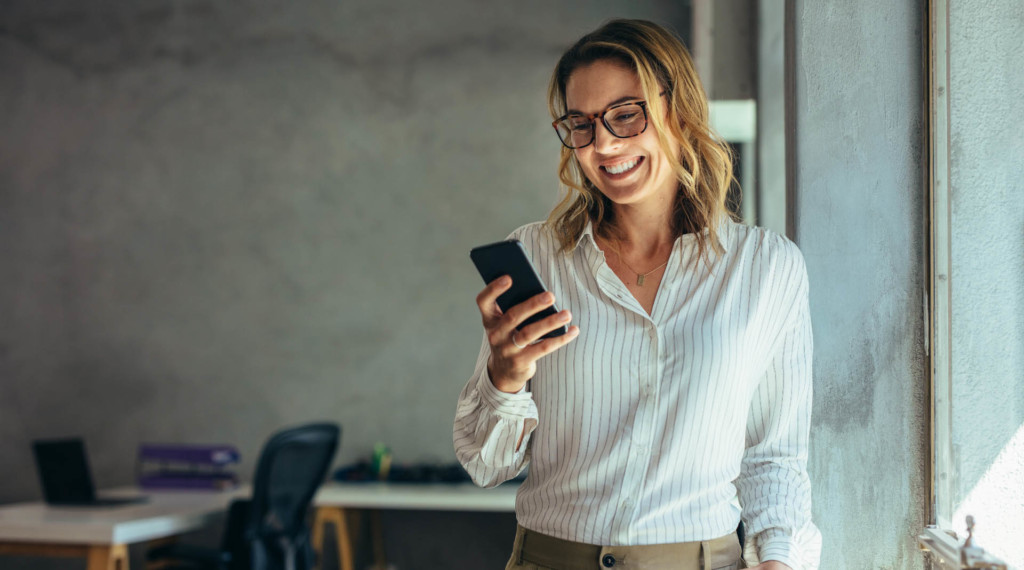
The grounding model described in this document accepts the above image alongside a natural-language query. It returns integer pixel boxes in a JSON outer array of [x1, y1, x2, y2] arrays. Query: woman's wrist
[[491, 374, 527, 394], [487, 364, 528, 393]]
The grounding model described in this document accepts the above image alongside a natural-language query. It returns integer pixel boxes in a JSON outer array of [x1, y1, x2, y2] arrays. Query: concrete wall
[[948, 0, 1024, 565], [791, 1, 928, 569], [757, 0, 786, 236], [0, 2, 689, 568], [693, 0, 756, 101]]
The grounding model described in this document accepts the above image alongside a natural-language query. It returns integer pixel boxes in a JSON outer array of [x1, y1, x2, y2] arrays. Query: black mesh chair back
[[245, 422, 340, 570]]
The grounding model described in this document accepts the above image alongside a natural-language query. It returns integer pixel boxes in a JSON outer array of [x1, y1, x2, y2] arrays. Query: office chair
[[148, 422, 340, 570]]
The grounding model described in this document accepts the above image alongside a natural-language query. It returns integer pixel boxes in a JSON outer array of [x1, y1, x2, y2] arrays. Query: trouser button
[[602, 553, 616, 567]]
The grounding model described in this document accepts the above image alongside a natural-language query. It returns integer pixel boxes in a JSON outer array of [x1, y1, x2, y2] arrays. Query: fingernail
[[500, 276, 511, 285], [559, 312, 571, 321]]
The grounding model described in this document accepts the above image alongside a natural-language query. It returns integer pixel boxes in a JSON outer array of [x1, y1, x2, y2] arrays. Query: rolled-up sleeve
[[736, 255, 822, 569], [453, 335, 538, 488]]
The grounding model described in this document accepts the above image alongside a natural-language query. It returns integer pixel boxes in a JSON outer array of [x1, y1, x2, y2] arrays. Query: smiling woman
[[560, 61, 682, 226], [546, 21, 737, 271], [454, 19, 820, 570]]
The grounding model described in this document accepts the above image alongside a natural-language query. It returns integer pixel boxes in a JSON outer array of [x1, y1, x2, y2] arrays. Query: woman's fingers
[[476, 275, 512, 326], [501, 291, 556, 332], [477, 279, 579, 390], [515, 309, 573, 345], [521, 325, 580, 358], [497, 324, 579, 367], [484, 298, 580, 392], [499, 308, 577, 359]]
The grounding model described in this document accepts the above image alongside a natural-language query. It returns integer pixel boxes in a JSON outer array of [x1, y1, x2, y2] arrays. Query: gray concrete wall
[[708, 0, 757, 101], [757, 0, 786, 236], [791, 1, 928, 568], [0, 2, 689, 569], [948, 0, 1024, 565]]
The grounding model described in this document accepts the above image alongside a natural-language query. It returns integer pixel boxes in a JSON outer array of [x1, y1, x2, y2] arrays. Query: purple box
[[137, 444, 241, 491], [138, 444, 240, 466], [139, 472, 239, 491]]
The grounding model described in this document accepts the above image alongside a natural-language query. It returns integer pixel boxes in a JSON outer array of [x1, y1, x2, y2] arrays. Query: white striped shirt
[[454, 219, 821, 569]]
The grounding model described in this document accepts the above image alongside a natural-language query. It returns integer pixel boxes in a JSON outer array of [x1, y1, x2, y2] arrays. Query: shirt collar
[[576, 217, 732, 253], [576, 221, 598, 251]]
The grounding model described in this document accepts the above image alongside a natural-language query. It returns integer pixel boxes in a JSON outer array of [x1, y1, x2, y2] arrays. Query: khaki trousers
[[505, 525, 744, 570]]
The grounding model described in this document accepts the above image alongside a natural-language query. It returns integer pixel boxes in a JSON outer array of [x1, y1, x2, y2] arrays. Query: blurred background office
[[1, 0, 1021, 569]]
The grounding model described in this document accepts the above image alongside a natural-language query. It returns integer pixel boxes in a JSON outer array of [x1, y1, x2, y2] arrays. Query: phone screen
[[470, 239, 567, 339]]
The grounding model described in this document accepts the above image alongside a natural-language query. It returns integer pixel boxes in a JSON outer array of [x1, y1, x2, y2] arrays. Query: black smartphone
[[470, 239, 568, 339]]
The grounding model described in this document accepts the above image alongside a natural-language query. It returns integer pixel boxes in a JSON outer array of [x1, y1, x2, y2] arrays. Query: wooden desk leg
[[86, 544, 129, 570], [313, 506, 354, 570]]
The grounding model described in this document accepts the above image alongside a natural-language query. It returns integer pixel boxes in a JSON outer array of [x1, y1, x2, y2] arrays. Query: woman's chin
[[596, 182, 652, 207]]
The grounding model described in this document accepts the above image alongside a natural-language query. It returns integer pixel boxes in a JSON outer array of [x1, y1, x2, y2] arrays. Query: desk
[[0, 487, 246, 570], [312, 482, 518, 570]]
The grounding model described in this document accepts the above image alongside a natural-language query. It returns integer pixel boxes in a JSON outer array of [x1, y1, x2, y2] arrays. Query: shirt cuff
[[477, 366, 536, 418], [757, 528, 801, 569]]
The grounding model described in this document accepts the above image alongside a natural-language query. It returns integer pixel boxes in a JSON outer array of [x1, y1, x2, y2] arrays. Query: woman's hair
[[545, 19, 738, 263]]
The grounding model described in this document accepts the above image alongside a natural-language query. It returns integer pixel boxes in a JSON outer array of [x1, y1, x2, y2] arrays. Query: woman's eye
[[612, 112, 639, 122]]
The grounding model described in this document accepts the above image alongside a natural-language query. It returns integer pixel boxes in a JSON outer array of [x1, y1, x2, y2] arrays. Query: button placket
[[647, 325, 661, 395], [632, 326, 656, 458]]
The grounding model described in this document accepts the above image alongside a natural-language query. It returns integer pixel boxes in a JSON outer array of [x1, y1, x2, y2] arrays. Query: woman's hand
[[476, 275, 580, 393]]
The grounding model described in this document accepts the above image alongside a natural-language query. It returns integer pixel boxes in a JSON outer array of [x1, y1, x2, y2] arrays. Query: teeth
[[605, 158, 639, 175]]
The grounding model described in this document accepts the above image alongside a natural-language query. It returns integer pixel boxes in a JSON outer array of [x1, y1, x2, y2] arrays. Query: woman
[[454, 19, 820, 570]]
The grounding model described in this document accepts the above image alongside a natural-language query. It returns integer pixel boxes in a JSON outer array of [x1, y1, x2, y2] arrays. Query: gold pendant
[[636, 274, 645, 286]]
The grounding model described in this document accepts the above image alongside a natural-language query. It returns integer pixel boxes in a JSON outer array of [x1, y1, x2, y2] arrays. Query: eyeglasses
[[552, 100, 651, 149]]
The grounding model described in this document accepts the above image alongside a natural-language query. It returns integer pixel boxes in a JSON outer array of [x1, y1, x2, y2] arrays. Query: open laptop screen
[[32, 438, 98, 504]]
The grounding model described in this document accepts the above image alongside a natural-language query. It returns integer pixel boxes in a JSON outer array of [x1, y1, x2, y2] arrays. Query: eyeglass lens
[[555, 103, 647, 149]]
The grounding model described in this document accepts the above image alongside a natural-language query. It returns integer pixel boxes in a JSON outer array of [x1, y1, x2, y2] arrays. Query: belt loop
[[699, 540, 708, 570]]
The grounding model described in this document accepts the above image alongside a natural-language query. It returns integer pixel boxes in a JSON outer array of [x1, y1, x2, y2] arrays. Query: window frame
[[920, 3, 1009, 568], [926, 0, 954, 533]]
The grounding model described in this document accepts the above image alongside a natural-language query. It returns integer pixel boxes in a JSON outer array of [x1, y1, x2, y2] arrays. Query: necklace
[[606, 242, 670, 286]]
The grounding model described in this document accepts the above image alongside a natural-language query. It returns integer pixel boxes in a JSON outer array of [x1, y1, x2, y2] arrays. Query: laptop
[[32, 438, 147, 507]]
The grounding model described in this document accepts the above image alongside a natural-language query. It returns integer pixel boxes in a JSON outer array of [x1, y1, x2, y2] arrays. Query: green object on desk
[[371, 443, 391, 481]]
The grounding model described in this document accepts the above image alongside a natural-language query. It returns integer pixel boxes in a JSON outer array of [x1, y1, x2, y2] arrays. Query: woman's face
[[565, 59, 679, 211]]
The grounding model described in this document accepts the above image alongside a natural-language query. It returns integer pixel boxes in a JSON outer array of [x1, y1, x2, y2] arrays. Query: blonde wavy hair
[[546, 19, 738, 264]]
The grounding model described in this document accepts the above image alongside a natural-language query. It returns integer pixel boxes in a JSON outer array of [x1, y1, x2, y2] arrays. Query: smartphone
[[470, 239, 568, 339]]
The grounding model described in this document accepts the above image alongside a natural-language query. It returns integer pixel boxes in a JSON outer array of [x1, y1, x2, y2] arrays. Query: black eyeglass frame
[[552, 100, 651, 149]]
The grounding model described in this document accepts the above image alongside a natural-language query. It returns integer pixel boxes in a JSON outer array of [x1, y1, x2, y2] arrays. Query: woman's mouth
[[600, 156, 644, 178]]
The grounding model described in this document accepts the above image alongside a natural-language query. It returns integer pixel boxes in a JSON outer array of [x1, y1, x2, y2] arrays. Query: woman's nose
[[591, 121, 623, 153]]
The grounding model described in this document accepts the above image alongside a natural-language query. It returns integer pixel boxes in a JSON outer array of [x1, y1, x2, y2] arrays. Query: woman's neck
[[605, 203, 676, 257]]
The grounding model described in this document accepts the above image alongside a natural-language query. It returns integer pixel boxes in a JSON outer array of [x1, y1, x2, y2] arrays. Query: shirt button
[[602, 554, 617, 567]]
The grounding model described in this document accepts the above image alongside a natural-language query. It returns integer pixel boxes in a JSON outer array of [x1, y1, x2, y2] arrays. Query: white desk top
[[314, 481, 519, 512], [0, 482, 517, 545], [0, 487, 247, 545]]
